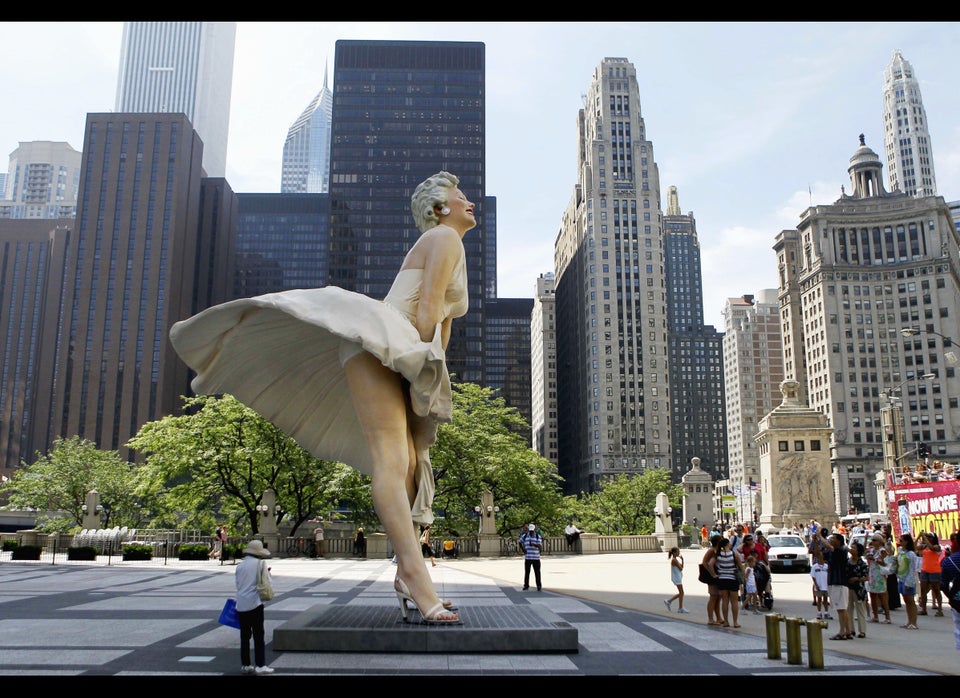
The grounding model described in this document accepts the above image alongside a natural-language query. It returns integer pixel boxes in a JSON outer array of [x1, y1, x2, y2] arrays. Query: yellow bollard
[[764, 613, 782, 659], [804, 617, 827, 669], [783, 616, 803, 665]]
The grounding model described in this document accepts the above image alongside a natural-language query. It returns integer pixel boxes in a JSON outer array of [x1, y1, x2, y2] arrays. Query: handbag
[[697, 563, 712, 584], [256, 560, 274, 601], [218, 598, 240, 629]]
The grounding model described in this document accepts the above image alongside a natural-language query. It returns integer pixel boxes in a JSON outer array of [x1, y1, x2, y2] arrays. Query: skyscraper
[[234, 193, 330, 297], [555, 57, 670, 495], [775, 135, 959, 513], [531, 272, 558, 465], [115, 22, 236, 178], [663, 186, 726, 483], [281, 66, 334, 194], [329, 40, 489, 385], [484, 297, 534, 439], [721, 290, 784, 522], [0, 218, 72, 473], [0, 141, 82, 219], [29, 113, 235, 461], [882, 49, 937, 197]]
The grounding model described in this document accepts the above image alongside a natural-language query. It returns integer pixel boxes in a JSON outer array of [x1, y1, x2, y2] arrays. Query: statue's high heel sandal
[[394, 576, 461, 624]]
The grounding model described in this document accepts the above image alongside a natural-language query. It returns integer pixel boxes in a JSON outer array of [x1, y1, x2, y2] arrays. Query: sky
[[1, 21, 959, 328]]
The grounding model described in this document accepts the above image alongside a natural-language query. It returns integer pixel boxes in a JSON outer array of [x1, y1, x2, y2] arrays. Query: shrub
[[11, 545, 42, 560], [2, 540, 19, 552], [67, 546, 98, 561], [122, 543, 153, 561], [178, 544, 212, 561], [222, 543, 243, 560]]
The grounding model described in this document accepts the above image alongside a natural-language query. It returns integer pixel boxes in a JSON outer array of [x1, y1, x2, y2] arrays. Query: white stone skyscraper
[[281, 66, 334, 194], [554, 57, 670, 495], [882, 49, 937, 197], [774, 135, 959, 514], [531, 272, 558, 465], [115, 22, 236, 178], [721, 290, 784, 522]]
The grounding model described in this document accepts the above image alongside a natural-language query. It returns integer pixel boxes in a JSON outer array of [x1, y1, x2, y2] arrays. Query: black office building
[[329, 40, 488, 384], [235, 193, 329, 298]]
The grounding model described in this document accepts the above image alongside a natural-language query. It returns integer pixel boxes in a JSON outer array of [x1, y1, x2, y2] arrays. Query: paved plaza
[[0, 547, 956, 681]]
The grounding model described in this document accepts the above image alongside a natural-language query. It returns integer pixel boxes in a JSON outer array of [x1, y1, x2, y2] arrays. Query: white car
[[765, 533, 810, 573]]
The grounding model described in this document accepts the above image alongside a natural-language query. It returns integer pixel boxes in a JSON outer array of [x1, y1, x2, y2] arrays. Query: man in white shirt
[[564, 522, 583, 550]]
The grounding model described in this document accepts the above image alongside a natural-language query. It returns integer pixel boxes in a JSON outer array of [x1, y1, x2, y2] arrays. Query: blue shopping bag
[[218, 598, 240, 629]]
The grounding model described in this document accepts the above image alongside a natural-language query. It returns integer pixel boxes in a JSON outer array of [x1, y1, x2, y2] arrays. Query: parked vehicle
[[764, 533, 810, 573]]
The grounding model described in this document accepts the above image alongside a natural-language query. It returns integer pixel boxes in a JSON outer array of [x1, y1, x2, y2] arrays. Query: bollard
[[804, 617, 827, 669], [783, 616, 803, 665], [764, 613, 782, 659]]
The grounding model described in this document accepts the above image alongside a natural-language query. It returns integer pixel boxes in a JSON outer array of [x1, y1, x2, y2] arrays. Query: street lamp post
[[880, 373, 936, 483]]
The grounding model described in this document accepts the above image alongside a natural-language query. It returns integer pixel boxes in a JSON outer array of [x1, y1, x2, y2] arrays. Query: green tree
[[430, 382, 566, 538], [127, 394, 341, 535], [566, 469, 683, 535], [0, 436, 136, 531]]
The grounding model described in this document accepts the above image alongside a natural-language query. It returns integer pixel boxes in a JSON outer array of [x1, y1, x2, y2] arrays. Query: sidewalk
[[450, 546, 959, 675], [0, 546, 954, 678]]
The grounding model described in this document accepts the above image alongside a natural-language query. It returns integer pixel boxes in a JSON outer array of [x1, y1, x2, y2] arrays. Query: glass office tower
[[329, 40, 488, 384]]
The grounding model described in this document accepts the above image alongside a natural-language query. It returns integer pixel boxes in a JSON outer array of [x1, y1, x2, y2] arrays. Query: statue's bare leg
[[344, 351, 456, 619]]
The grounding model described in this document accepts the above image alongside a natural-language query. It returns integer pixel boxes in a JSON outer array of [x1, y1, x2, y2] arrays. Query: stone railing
[[0, 529, 669, 564]]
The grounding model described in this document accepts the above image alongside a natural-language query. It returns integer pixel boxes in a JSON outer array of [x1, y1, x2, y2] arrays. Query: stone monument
[[755, 379, 836, 532]]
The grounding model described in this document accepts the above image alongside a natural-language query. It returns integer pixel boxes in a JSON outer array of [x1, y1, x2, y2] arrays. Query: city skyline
[[1, 22, 959, 327]]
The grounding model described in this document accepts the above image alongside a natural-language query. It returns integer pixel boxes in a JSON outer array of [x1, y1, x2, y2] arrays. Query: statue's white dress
[[169, 243, 468, 524]]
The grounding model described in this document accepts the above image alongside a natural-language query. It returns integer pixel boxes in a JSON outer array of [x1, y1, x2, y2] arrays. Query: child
[[811, 549, 831, 620], [743, 554, 761, 613], [664, 547, 689, 614]]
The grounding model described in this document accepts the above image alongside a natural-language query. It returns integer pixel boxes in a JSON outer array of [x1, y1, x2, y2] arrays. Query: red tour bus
[[886, 460, 960, 545]]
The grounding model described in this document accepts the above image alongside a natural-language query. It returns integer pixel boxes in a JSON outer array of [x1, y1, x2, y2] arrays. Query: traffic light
[[918, 442, 930, 458]]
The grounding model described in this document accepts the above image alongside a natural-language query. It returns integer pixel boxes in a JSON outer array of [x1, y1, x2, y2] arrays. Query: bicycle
[[284, 537, 316, 558]]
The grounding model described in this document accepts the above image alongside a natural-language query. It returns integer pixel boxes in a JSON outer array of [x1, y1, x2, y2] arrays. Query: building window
[[794, 441, 805, 451], [778, 441, 789, 451], [810, 440, 821, 451]]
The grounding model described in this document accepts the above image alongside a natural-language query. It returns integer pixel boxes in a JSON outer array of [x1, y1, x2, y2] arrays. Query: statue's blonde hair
[[411, 171, 459, 233]]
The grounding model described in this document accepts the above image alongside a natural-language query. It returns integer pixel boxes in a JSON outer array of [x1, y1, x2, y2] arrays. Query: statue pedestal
[[656, 532, 679, 553], [478, 533, 501, 558], [366, 533, 389, 559], [579, 532, 599, 555]]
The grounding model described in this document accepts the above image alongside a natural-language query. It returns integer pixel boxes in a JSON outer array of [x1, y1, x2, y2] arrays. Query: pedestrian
[[235, 539, 274, 675], [883, 523, 902, 611], [917, 531, 944, 616], [564, 521, 583, 550], [896, 531, 921, 629], [865, 531, 892, 624], [419, 524, 436, 567], [700, 524, 709, 547], [701, 534, 723, 625], [743, 554, 760, 613], [715, 537, 743, 628], [846, 541, 869, 638], [939, 532, 960, 651], [519, 522, 543, 591], [810, 548, 831, 620], [664, 546, 689, 613], [353, 526, 366, 557], [819, 531, 854, 640], [313, 521, 325, 558], [212, 524, 227, 559]]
